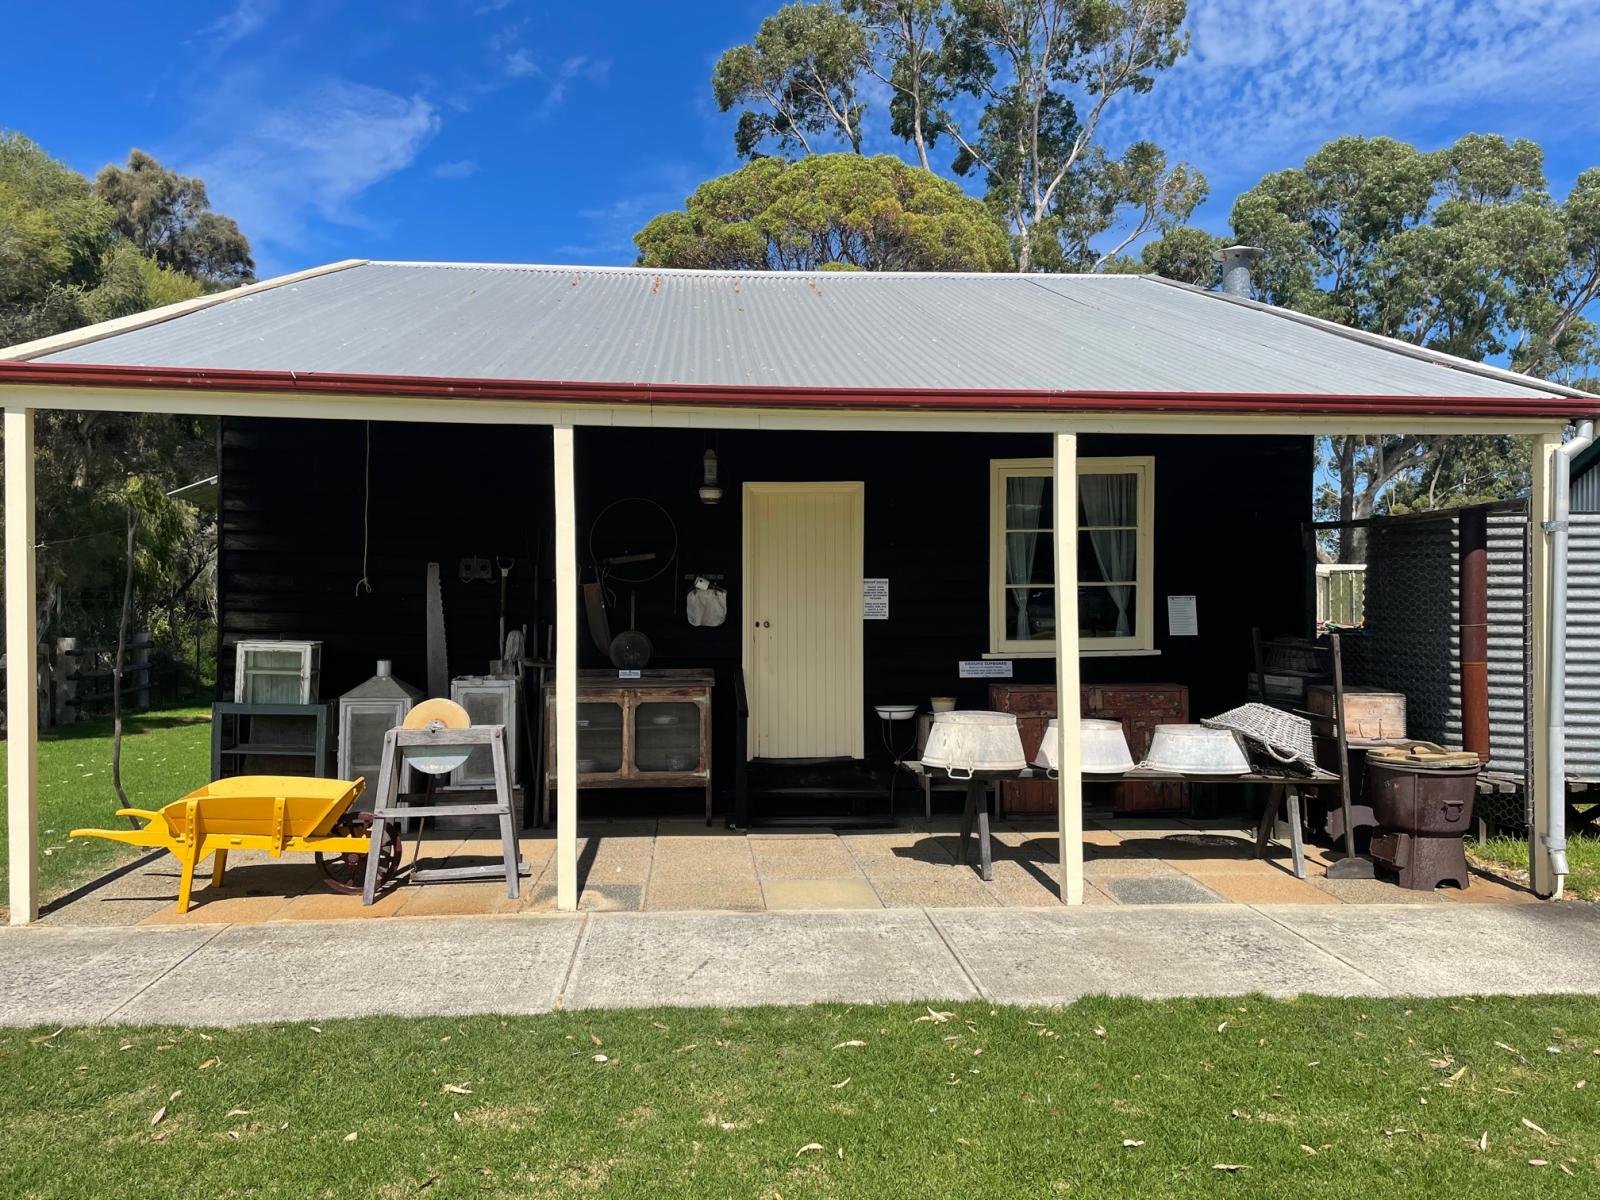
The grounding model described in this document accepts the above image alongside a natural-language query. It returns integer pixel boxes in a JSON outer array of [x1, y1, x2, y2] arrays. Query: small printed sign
[[1167, 595, 1198, 637], [617, 669, 642, 679], [863, 578, 889, 620], [959, 660, 1013, 678]]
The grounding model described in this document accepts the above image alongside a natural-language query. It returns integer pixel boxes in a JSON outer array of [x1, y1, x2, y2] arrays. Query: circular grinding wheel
[[401, 698, 474, 776]]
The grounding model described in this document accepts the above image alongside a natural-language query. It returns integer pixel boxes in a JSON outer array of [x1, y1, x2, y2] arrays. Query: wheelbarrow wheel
[[316, 815, 402, 895]]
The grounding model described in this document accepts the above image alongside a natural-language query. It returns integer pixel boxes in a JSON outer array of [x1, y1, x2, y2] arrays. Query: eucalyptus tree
[[1131, 134, 1600, 557], [713, 3, 870, 156], [710, 1, 1201, 273], [634, 153, 1013, 271]]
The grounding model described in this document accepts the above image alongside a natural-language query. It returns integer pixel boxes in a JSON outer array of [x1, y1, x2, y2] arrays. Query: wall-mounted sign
[[1167, 595, 1198, 637], [863, 578, 889, 620], [960, 660, 1013, 678], [617, 669, 642, 680]]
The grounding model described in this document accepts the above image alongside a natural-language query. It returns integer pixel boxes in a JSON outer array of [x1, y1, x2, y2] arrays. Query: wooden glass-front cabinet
[[543, 669, 713, 824]]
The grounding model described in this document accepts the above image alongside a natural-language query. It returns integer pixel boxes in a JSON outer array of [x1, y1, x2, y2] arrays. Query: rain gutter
[[0, 362, 1593, 421]]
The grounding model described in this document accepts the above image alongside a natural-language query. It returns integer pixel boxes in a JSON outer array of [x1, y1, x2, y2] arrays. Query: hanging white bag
[[686, 577, 728, 627]]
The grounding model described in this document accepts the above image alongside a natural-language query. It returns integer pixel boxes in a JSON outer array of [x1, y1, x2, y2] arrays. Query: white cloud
[[432, 158, 479, 179], [195, 0, 278, 54], [534, 54, 611, 120], [1106, 0, 1600, 195], [188, 80, 441, 254]]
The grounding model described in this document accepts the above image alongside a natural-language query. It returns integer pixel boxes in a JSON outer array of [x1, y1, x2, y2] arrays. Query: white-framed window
[[989, 456, 1156, 655]]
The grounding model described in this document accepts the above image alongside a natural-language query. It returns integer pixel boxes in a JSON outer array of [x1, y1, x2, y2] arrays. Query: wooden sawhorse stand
[[362, 723, 528, 905]]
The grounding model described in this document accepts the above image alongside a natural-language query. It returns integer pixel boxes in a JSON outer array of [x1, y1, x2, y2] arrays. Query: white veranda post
[[1529, 430, 1560, 896], [6, 406, 39, 924], [1053, 431, 1084, 904], [553, 424, 580, 911]]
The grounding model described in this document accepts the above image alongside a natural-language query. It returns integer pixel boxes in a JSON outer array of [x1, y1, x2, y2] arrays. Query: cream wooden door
[[743, 482, 864, 760]]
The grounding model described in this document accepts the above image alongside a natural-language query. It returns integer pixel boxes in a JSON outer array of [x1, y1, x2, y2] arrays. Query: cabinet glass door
[[633, 701, 699, 773], [576, 701, 624, 774]]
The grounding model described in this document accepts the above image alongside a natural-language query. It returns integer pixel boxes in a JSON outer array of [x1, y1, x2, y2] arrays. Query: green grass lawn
[[1469, 833, 1600, 902], [3, 997, 1598, 1198], [0, 706, 212, 916]]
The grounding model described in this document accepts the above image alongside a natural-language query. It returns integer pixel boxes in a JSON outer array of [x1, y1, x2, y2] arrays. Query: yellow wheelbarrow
[[71, 776, 401, 913]]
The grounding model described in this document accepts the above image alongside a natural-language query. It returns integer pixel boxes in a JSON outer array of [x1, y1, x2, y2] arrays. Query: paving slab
[[110, 914, 585, 1025], [1262, 903, 1600, 996], [1104, 876, 1225, 905], [0, 926, 221, 1026], [762, 878, 881, 909], [930, 906, 1379, 1004], [564, 910, 977, 1009]]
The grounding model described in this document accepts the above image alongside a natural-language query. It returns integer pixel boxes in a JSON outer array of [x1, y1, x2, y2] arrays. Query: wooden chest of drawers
[[986, 683, 1190, 814]]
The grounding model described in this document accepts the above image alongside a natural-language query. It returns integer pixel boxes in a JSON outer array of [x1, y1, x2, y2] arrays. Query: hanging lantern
[[698, 448, 723, 505]]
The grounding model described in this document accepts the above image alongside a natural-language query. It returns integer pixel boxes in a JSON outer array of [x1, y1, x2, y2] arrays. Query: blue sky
[[5, 1, 1599, 278]]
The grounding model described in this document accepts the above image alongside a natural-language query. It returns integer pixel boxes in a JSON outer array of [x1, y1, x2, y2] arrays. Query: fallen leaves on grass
[[1121, 1139, 1144, 1149], [795, 1143, 824, 1157], [442, 1084, 472, 1096], [198, 1057, 220, 1071], [1212, 1164, 1247, 1172], [832, 1040, 866, 1050], [1521, 1117, 1561, 1144], [589, 1032, 604, 1047], [343, 1132, 358, 1143], [831, 1079, 850, 1089], [1440, 1066, 1467, 1088], [916, 1009, 954, 1024], [592, 1055, 609, 1064], [149, 1106, 166, 1127]]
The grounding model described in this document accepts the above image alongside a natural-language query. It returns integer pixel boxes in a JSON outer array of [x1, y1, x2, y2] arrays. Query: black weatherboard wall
[[220, 418, 1311, 804], [218, 418, 553, 700]]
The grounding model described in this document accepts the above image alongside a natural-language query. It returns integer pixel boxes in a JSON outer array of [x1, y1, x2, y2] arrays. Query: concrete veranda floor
[[38, 813, 1539, 928]]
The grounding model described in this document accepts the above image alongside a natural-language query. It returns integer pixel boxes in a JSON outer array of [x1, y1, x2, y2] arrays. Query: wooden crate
[[1307, 685, 1407, 741]]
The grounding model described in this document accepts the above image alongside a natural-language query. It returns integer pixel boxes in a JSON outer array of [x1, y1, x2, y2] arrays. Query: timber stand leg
[[363, 729, 401, 906], [974, 781, 994, 882], [491, 729, 522, 901], [1286, 786, 1306, 880], [958, 777, 977, 864], [1255, 785, 1282, 860]]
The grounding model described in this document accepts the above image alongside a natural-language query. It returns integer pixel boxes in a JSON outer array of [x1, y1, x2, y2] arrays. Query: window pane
[[1079, 472, 1138, 528], [1079, 585, 1135, 638], [1005, 475, 1051, 530], [1005, 586, 1055, 641], [1005, 532, 1054, 585], [1077, 530, 1136, 583]]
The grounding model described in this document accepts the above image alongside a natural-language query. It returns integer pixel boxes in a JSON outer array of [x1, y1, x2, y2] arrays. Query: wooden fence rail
[[0, 632, 150, 731]]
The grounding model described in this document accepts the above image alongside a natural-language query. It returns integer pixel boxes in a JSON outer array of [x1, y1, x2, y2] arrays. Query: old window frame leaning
[[988, 456, 1156, 656]]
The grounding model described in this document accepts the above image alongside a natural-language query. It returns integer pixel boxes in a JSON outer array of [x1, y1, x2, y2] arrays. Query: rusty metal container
[[1366, 743, 1479, 890]]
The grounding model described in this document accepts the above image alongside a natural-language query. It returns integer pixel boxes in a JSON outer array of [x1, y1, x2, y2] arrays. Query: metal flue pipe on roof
[[1545, 417, 1596, 896], [1213, 245, 1264, 297]]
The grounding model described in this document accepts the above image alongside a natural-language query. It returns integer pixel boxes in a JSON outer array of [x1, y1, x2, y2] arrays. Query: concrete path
[[3, 903, 1598, 1028]]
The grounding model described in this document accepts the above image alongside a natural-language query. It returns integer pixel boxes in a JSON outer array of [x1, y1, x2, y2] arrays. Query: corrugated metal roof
[[25, 261, 1574, 401]]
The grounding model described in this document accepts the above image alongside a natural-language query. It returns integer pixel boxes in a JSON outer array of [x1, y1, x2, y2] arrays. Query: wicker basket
[[1201, 703, 1315, 768]]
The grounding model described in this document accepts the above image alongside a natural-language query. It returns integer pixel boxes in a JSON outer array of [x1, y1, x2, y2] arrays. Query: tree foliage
[[713, 3, 869, 157], [634, 153, 1013, 271], [1, 133, 240, 667], [706, 1, 1202, 272], [1132, 134, 1600, 559], [96, 150, 254, 287]]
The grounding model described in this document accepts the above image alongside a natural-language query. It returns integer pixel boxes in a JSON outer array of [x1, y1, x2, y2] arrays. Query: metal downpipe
[[1545, 418, 1596, 896]]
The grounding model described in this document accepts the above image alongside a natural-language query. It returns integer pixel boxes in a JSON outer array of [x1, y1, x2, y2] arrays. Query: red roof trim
[[0, 361, 1589, 420]]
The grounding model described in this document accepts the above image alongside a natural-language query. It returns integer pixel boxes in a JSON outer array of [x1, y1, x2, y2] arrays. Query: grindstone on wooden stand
[[361, 698, 530, 905]]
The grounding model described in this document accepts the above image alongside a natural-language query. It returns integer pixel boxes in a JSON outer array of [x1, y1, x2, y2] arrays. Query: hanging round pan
[[609, 593, 654, 669]]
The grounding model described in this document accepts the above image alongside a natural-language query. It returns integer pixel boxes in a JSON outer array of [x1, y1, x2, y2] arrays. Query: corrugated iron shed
[[10, 261, 1586, 407]]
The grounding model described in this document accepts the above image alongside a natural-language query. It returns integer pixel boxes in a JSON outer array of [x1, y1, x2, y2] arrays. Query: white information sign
[[1167, 595, 1199, 637], [863, 578, 889, 620], [959, 660, 1014, 679], [617, 669, 642, 679]]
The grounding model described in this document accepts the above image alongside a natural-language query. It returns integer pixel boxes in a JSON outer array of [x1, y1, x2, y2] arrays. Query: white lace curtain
[[1006, 476, 1047, 639], [1080, 472, 1137, 636]]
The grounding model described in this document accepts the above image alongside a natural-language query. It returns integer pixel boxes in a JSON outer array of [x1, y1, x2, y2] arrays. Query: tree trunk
[[112, 505, 136, 816], [1336, 437, 1361, 563]]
